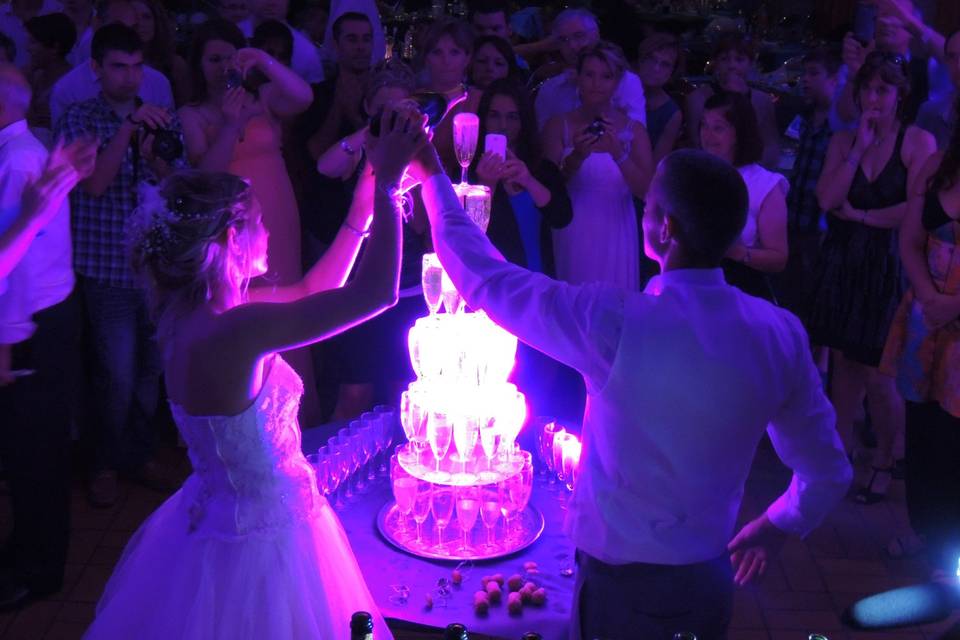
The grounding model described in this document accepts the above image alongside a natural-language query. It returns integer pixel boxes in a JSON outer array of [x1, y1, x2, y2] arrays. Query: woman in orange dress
[[179, 19, 320, 422]]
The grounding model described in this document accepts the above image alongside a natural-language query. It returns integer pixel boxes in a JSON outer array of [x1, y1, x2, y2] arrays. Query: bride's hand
[[365, 106, 428, 186]]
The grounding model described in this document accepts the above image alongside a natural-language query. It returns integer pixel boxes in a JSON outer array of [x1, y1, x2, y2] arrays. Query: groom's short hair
[[654, 150, 748, 265]]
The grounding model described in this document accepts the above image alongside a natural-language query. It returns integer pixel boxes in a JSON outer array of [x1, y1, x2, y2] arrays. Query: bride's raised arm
[[248, 162, 376, 304], [222, 107, 427, 357]]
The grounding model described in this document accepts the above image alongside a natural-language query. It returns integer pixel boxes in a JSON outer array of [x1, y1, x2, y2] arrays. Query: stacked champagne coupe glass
[[382, 113, 539, 560]]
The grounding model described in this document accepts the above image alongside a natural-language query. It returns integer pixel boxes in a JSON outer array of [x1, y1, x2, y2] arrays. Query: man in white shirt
[[415, 144, 852, 639], [0, 0, 63, 68], [323, 0, 385, 67], [534, 8, 645, 130], [239, 0, 325, 83], [0, 64, 79, 610], [49, 0, 173, 127]]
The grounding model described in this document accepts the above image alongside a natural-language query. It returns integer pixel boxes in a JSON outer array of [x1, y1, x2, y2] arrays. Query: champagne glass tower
[[377, 147, 543, 558]]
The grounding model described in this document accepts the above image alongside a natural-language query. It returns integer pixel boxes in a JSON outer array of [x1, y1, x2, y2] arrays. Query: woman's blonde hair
[[128, 170, 256, 324]]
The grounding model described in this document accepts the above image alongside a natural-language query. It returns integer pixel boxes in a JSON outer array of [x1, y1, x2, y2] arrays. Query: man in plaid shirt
[[54, 23, 184, 507], [775, 49, 841, 322]]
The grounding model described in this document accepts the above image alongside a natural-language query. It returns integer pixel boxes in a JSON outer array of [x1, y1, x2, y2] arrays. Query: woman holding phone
[[470, 78, 573, 275], [542, 41, 652, 289]]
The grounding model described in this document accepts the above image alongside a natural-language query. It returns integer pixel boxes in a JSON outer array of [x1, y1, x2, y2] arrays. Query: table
[[302, 426, 576, 640]]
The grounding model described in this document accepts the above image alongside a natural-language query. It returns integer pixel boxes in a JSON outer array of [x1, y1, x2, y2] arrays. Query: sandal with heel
[[854, 466, 893, 505]]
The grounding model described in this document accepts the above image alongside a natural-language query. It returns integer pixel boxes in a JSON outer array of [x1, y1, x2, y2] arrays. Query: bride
[[84, 107, 428, 639]]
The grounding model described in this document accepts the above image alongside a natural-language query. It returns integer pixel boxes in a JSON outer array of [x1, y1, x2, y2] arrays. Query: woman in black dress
[[809, 52, 936, 503]]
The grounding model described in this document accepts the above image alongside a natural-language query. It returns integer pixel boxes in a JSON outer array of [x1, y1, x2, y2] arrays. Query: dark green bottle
[[443, 623, 469, 640], [349, 611, 374, 640]]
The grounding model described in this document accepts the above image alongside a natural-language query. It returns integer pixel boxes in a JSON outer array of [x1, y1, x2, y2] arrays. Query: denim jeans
[[80, 277, 161, 472]]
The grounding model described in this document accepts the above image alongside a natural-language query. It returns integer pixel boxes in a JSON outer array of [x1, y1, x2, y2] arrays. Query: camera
[[143, 126, 184, 163], [225, 67, 270, 94], [586, 118, 605, 137], [369, 92, 448, 136]]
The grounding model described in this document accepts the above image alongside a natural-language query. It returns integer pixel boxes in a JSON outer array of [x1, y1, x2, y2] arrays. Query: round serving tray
[[376, 500, 544, 561]]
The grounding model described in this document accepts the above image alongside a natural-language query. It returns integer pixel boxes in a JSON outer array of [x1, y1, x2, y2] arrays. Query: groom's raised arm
[[418, 166, 624, 392]]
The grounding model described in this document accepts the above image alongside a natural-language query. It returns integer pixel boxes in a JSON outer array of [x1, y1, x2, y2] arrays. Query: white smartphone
[[484, 133, 507, 160]]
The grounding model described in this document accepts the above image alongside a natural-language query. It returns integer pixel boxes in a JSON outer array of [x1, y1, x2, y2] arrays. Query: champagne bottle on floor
[[350, 611, 374, 640]]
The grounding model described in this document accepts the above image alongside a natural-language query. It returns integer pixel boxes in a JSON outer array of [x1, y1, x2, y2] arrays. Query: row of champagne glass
[[400, 382, 526, 480], [534, 418, 582, 492], [306, 405, 397, 509], [407, 309, 517, 384], [390, 451, 535, 555]]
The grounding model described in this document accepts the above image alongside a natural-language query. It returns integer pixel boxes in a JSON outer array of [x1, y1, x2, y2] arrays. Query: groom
[[412, 146, 852, 639]]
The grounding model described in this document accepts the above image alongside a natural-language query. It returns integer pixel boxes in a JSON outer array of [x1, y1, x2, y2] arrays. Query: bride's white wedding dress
[[84, 355, 390, 639]]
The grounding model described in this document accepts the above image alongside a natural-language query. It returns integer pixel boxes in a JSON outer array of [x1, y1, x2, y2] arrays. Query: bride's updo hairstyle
[[128, 170, 256, 322]]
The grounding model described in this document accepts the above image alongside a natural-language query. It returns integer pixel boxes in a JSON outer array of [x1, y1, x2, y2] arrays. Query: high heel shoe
[[855, 466, 893, 504]]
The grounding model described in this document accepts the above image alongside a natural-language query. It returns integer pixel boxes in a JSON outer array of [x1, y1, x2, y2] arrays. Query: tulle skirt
[[84, 487, 391, 640]]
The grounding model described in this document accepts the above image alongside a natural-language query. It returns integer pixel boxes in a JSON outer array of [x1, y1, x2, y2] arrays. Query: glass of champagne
[[329, 448, 347, 509], [350, 432, 366, 493], [453, 414, 479, 480], [479, 484, 501, 551], [431, 487, 455, 554], [499, 475, 522, 544], [374, 404, 396, 476], [478, 415, 501, 483], [453, 112, 479, 186], [497, 388, 526, 464], [455, 486, 480, 553], [543, 423, 565, 485], [421, 253, 443, 315], [459, 183, 492, 233], [391, 455, 417, 536], [534, 417, 557, 476], [359, 415, 379, 482], [427, 411, 453, 481], [411, 480, 433, 547], [517, 452, 535, 535], [409, 385, 430, 465], [440, 267, 463, 315]]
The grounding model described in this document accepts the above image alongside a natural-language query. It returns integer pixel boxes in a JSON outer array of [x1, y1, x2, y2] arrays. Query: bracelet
[[743, 248, 752, 265], [377, 181, 403, 202], [614, 150, 630, 166], [343, 219, 370, 238], [340, 138, 357, 155]]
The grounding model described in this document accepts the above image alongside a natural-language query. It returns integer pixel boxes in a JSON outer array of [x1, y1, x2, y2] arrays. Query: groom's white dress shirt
[[421, 174, 852, 566]]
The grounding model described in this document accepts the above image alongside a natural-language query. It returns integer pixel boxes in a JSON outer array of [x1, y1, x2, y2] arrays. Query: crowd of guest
[[0, 0, 958, 614]]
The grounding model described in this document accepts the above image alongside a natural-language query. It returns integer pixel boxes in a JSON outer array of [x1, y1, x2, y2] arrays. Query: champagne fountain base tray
[[376, 501, 545, 561], [396, 443, 523, 486]]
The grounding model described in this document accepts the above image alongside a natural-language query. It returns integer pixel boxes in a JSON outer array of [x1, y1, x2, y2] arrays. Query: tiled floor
[[0, 438, 958, 640]]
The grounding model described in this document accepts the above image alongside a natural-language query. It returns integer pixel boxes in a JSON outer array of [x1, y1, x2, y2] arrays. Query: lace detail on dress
[[171, 356, 319, 539]]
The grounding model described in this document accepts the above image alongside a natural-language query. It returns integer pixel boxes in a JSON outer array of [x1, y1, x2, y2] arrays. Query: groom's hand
[[727, 512, 789, 586]]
